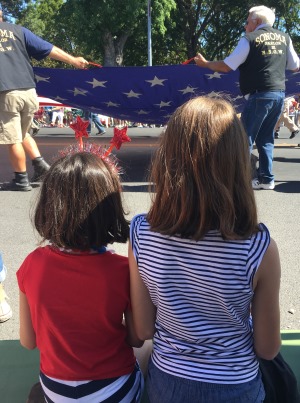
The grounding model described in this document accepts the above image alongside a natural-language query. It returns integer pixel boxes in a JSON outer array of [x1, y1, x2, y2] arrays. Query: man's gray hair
[[249, 5, 276, 26]]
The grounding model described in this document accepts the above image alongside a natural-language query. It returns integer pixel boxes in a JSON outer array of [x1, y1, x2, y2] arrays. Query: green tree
[[17, 0, 80, 68], [124, 0, 183, 66], [126, 0, 300, 65], [0, 0, 29, 21], [8, 0, 299, 68], [57, 0, 175, 66], [171, 0, 300, 60]]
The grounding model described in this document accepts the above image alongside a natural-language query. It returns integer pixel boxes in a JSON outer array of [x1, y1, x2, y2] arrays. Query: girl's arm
[[124, 308, 144, 348], [19, 291, 36, 350], [128, 242, 156, 340], [251, 238, 281, 360]]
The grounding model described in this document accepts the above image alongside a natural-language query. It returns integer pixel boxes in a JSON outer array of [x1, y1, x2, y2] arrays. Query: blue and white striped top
[[130, 214, 270, 384]]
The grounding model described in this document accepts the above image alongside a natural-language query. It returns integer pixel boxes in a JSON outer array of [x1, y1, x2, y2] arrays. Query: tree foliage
[[0, 0, 29, 21], [55, 0, 175, 66], [7, 0, 299, 67], [17, 0, 74, 68], [170, 0, 300, 60]]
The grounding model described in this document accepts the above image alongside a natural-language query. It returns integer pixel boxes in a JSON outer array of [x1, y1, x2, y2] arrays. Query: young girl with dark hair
[[129, 96, 281, 402], [17, 152, 144, 402]]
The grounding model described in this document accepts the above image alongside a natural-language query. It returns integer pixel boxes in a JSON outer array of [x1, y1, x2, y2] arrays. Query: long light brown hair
[[148, 96, 258, 240]]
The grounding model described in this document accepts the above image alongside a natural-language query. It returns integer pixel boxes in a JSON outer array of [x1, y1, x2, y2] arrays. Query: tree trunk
[[103, 31, 130, 66]]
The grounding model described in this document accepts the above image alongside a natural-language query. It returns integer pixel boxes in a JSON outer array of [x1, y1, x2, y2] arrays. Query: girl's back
[[17, 246, 135, 380], [131, 214, 270, 383]]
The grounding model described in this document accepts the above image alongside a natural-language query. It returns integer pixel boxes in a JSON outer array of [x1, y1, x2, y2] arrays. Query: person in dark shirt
[[195, 5, 299, 190], [0, 9, 88, 191]]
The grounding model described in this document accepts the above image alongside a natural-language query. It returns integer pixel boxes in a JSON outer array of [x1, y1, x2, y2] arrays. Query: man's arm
[[194, 37, 250, 73], [194, 53, 232, 72], [22, 27, 88, 69], [286, 39, 299, 72], [49, 46, 88, 69]]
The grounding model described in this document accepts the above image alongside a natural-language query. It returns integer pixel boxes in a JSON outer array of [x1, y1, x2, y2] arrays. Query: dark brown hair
[[34, 152, 129, 248], [148, 96, 258, 240]]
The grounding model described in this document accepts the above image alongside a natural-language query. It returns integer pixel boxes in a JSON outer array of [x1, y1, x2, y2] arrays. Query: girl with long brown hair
[[129, 96, 281, 402]]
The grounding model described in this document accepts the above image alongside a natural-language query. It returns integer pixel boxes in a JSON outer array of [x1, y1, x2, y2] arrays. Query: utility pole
[[147, 0, 152, 66]]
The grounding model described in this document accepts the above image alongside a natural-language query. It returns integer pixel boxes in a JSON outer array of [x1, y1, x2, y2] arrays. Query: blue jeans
[[91, 114, 105, 133], [83, 111, 105, 134], [0, 253, 6, 282], [146, 358, 265, 403], [241, 91, 284, 184]]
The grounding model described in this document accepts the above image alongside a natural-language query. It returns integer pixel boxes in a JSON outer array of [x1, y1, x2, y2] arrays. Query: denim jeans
[[146, 358, 265, 403], [241, 91, 284, 184], [83, 111, 105, 134], [0, 253, 6, 282], [91, 114, 106, 133]]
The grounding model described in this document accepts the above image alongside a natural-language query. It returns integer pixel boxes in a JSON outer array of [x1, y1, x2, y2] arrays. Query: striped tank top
[[130, 214, 270, 384]]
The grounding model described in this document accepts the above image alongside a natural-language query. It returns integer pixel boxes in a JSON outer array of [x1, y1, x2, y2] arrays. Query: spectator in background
[[65, 108, 73, 126], [83, 110, 106, 135], [0, 252, 12, 323], [275, 96, 299, 139], [0, 9, 88, 191], [98, 114, 109, 128], [51, 107, 65, 128], [295, 95, 300, 127]]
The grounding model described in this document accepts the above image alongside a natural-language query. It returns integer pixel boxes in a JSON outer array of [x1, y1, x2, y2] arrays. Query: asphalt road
[[0, 125, 300, 341]]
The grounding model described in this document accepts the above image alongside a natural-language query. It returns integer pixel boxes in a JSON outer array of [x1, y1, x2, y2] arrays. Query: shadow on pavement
[[274, 157, 300, 164], [122, 184, 149, 193], [274, 181, 300, 193]]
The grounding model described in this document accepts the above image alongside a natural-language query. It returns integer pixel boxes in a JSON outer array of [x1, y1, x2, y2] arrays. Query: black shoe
[[1, 173, 32, 191], [31, 157, 50, 182], [290, 130, 299, 139], [31, 128, 39, 137], [96, 130, 106, 135], [10, 179, 32, 191], [274, 131, 279, 139]]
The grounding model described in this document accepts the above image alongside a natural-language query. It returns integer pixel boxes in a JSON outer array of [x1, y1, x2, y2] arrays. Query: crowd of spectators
[[33, 107, 159, 129]]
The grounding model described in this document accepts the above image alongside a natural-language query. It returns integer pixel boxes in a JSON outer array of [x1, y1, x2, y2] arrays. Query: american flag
[[34, 64, 300, 125]]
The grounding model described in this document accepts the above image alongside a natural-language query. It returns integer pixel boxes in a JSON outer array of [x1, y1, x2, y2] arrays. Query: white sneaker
[[0, 284, 12, 323], [252, 179, 275, 190]]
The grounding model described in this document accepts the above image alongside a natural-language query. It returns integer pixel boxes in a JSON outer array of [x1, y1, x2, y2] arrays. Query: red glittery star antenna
[[69, 116, 89, 150], [104, 126, 131, 157]]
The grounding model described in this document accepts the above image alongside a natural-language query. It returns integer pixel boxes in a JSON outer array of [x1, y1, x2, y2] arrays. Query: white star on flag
[[155, 101, 172, 108], [205, 72, 223, 79], [55, 96, 68, 102], [68, 88, 88, 96], [179, 86, 197, 94], [104, 101, 120, 107], [86, 78, 107, 88], [136, 110, 150, 115], [123, 90, 142, 98], [35, 75, 50, 83], [145, 76, 167, 87], [207, 91, 221, 97]]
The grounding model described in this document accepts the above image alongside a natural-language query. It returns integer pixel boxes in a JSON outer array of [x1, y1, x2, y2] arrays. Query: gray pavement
[[0, 126, 300, 341]]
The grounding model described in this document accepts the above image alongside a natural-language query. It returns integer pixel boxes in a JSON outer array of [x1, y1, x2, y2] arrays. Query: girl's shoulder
[[130, 214, 150, 244], [252, 223, 270, 244], [130, 213, 148, 231]]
